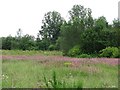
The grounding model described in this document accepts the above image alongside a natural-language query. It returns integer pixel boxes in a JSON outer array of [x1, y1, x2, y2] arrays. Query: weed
[[43, 71, 83, 88]]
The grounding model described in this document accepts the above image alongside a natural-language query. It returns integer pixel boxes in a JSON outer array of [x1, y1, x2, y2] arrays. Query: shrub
[[64, 62, 72, 67], [77, 54, 91, 58], [99, 47, 120, 58], [48, 45, 56, 51], [67, 45, 81, 57]]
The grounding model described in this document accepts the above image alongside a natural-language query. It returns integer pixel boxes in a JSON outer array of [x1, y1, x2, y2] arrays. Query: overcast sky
[[0, 0, 119, 37]]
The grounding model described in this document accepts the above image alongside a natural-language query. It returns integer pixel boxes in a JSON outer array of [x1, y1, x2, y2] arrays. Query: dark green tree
[[112, 19, 120, 46], [36, 33, 50, 50], [19, 34, 35, 50], [113, 18, 120, 28], [2, 35, 13, 50], [39, 11, 64, 45], [94, 16, 108, 30], [69, 5, 87, 20], [80, 16, 110, 53], [59, 5, 94, 55], [60, 19, 82, 54], [11, 29, 23, 50]]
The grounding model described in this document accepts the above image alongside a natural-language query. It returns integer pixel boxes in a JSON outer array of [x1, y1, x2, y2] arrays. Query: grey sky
[[0, 0, 119, 37]]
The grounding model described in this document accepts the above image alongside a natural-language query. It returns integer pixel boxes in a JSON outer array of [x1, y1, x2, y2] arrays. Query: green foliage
[[94, 16, 108, 30], [19, 34, 35, 50], [1, 34, 35, 50], [98, 28, 118, 47], [55, 37, 61, 50], [80, 29, 105, 53], [48, 44, 56, 51], [60, 13, 119, 56], [39, 11, 64, 45], [67, 45, 81, 57], [2, 36, 13, 50], [36, 39, 50, 50], [43, 71, 62, 88], [99, 47, 120, 58], [60, 19, 82, 55], [80, 16, 111, 54], [113, 18, 120, 28], [113, 28, 120, 46], [77, 54, 91, 58], [64, 62, 72, 67], [43, 71, 83, 88], [59, 5, 94, 55], [37, 11, 64, 51]]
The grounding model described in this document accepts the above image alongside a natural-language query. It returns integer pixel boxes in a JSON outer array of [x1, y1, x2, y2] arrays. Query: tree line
[[1, 5, 120, 57]]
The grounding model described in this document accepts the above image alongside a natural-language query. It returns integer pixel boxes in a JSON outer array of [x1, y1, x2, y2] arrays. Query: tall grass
[[43, 71, 83, 88], [2, 50, 63, 56], [2, 59, 118, 88]]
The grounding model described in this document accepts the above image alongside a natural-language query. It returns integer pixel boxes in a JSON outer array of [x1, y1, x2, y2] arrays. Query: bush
[[99, 47, 120, 58], [67, 45, 81, 57], [77, 54, 91, 58], [48, 45, 56, 51]]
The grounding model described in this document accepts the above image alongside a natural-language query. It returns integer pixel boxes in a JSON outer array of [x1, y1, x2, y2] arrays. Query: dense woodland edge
[[0, 5, 120, 58]]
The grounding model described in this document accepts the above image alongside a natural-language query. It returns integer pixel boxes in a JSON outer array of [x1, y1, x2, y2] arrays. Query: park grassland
[[2, 50, 118, 88], [2, 50, 63, 56]]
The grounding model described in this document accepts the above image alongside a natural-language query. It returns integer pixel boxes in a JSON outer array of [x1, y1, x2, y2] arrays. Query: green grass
[[1, 50, 118, 88], [1, 50, 63, 56], [2, 59, 118, 88]]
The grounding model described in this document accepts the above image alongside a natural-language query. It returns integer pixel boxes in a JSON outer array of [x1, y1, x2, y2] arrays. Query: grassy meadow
[[2, 50, 63, 56], [1, 50, 119, 88]]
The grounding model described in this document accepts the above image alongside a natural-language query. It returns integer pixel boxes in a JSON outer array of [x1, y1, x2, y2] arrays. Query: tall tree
[[94, 16, 108, 30], [80, 16, 110, 53], [59, 5, 94, 54], [39, 11, 64, 44], [2, 35, 13, 50], [112, 19, 120, 46], [113, 18, 120, 28], [68, 5, 94, 29], [69, 5, 87, 20]]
